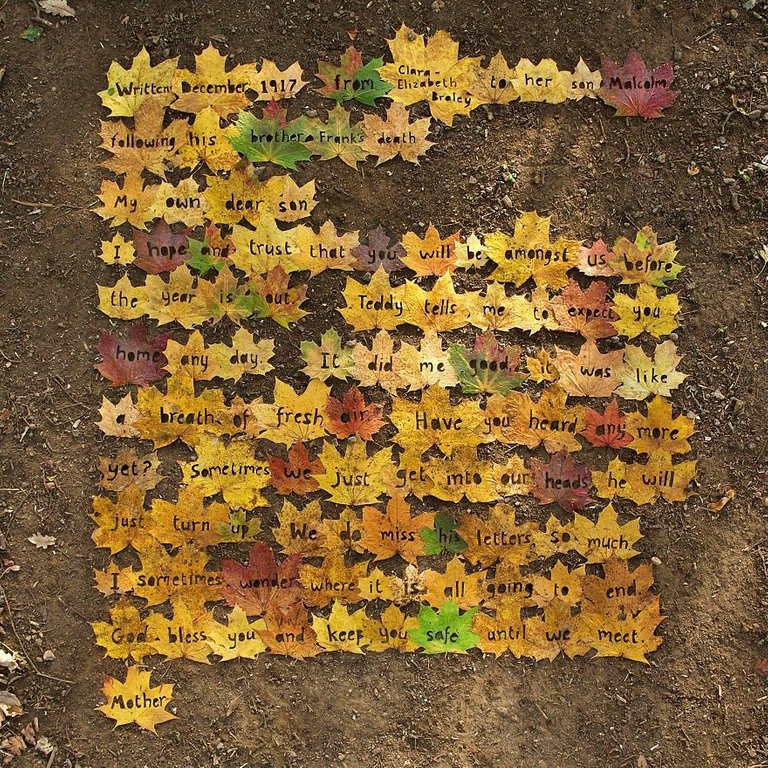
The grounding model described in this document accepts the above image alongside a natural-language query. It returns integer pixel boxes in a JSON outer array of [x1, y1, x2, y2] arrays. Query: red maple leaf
[[600, 48, 679, 118], [351, 225, 406, 273], [267, 442, 324, 496], [132, 219, 190, 273], [325, 386, 385, 441], [530, 450, 592, 512], [220, 543, 303, 617], [95, 323, 171, 386], [577, 239, 617, 277], [581, 399, 633, 449]]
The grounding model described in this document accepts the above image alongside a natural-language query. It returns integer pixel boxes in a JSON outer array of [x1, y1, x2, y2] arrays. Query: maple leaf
[[624, 395, 694, 455], [339, 268, 406, 331], [531, 561, 585, 609], [229, 103, 315, 170], [261, 379, 330, 445], [91, 599, 154, 662], [148, 176, 206, 228], [132, 219, 191, 274], [389, 386, 483, 457], [615, 340, 687, 400], [321, 508, 366, 555], [455, 233, 488, 270], [249, 265, 308, 327], [221, 543, 303, 617], [252, 59, 308, 101], [409, 601, 479, 654], [352, 225, 406, 273], [230, 216, 300, 275], [567, 57, 602, 100], [139, 268, 206, 328], [317, 46, 393, 106], [469, 51, 518, 104], [571, 503, 642, 563], [401, 224, 460, 276], [93, 562, 135, 597], [351, 330, 412, 394], [582, 398, 633, 449], [365, 604, 419, 652], [512, 58, 570, 103], [402, 273, 469, 332], [491, 455, 534, 500], [315, 441, 392, 506], [577, 239, 617, 277], [95, 173, 158, 230], [95, 323, 170, 386], [175, 106, 240, 172], [526, 599, 590, 661], [97, 393, 140, 438], [423, 557, 487, 610], [359, 494, 434, 563], [553, 340, 622, 398], [630, 450, 696, 503], [272, 499, 327, 556], [97, 666, 176, 733], [326, 386, 386, 441], [91, 486, 150, 554], [291, 220, 359, 276], [258, 604, 323, 658], [300, 556, 368, 608], [448, 333, 526, 395], [209, 327, 274, 380], [207, 606, 267, 661], [171, 43, 254, 116], [530, 516, 577, 559], [359, 103, 434, 165], [591, 456, 656, 506], [145, 601, 214, 664], [525, 348, 559, 383], [456, 503, 538, 567], [485, 212, 581, 288], [195, 268, 267, 326], [612, 283, 681, 339], [179, 436, 270, 509], [582, 557, 656, 619], [99, 97, 187, 178], [465, 282, 543, 334], [579, 601, 664, 662], [612, 226, 682, 286], [420, 511, 467, 556], [474, 603, 535, 658], [600, 48, 679, 118], [406, 333, 458, 390], [99, 48, 178, 117], [311, 104, 368, 168], [98, 448, 163, 493], [98, 232, 135, 266], [268, 443, 324, 496], [530, 450, 592, 512], [551, 279, 618, 340], [421, 447, 499, 503], [312, 602, 370, 653], [380, 25, 480, 124], [301, 328, 355, 382]]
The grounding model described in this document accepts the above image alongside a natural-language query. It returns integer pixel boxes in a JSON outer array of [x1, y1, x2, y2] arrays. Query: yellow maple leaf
[[99, 48, 178, 117], [401, 333, 458, 390], [525, 348, 559, 383], [148, 176, 206, 227], [207, 606, 267, 661], [179, 436, 270, 509], [291, 220, 359, 276], [95, 173, 158, 229], [359, 494, 434, 564], [390, 386, 482, 457], [491, 455, 534, 499], [359, 103, 435, 165], [469, 52, 518, 104], [272, 500, 328, 557], [145, 601, 215, 663], [300, 556, 368, 609], [483, 562, 536, 610], [96, 666, 176, 733], [171, 44, 254, 116], [312, 601, 370, 653], [253, 59, 307, 101], [351, 330, 413, 393], [364, 604, 419, 652], [567, 57, 602, 101], [578, 601, 664, 663], [91, 486, 150, 554], [260, 379, 329, 446], [339, 268, 407, 331], [422, 447, 499, 503], [592, 456, 657, 506], [97, 274, 148, 321], [612, 226, 682, 287], [358, 566, 400, 602], [473, 602, 536, 658], [321, 508, 366, 555], [143, 267, 209, 328], [457, 503, 538, 567], [465, 282, 545, 333], [512, 58, 571, 103], [98, 448, 163, 493], [581, 558, 657, 618], [485, 213, 581, 287], [616, 340, 687, 400], [94, 562, 135, 597], [175, 106, 240, 172], [571, 503, 642, 563], [230, 216, 300, 275], [315, 441, 392, 506], [612, 284, 681, 339], [553, 340, 622, 398], [531, 561, 585, 609], [91, 599, 153, 662], [455, 233, 489, 269], [624, 395, 695, 455], [401, 224, 460, 276], [628, 450, 696, 503], [526, 599, 590, 661], [422, 556, 487, 609], [402, 273, 469, 332], [530, 515, 577, 558], [97, 232, 135, 266]]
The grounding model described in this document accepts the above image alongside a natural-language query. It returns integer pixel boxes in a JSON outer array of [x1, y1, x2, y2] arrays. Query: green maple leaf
[[300, 328, 355, 381], [448, 335, 527, 396], [234, 289, 268, 319], [228, 105, 315, 170], [332, 58, 392, 107], [187, 237, 226, 276], [420, 512, 467, 556], [409, 601, 479, 654]]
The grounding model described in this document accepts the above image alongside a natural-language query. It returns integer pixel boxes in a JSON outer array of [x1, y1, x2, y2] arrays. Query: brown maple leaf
[[351, 225, 406, 273], [551, 279, 618, 340], [530, 450, 592, 512], [250, 265, 308, 328], [221, 543, 303, 617], [325, 386, 386, 441], [581, 399, 633, 449], [258, 603, 323, 659], [267, 442, 324, 496], [95, 323, 171, 386], [132, 219, 191, 274]]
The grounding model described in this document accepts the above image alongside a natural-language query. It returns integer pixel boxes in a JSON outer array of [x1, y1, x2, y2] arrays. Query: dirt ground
[[1, 0, 768, 766]]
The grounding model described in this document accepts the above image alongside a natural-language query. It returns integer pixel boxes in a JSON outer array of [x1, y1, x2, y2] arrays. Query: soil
[[1, 0, 768, 766]]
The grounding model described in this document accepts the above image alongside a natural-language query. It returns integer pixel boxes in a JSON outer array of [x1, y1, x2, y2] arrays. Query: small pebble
[[42, 650, 55, 662], [651, 556, 662, 566]]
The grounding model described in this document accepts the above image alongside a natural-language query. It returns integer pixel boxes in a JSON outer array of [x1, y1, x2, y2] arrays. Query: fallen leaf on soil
[[316, 45, 392, 106], [268, 443, 324, 497], [512, 58, 570, 103], [96, 666, 176, 733], [530, 450, 592, 511], [351, 225, 406, 273], [312, 602, 370, 653], [359, 494, 434, 563], [326, 386, 386, 441], [401, 224, 460, 276], [359, 103, 434, 165], [409, 601, 479, 653], [707, 489, 735, 512], [27, 533, 56, 549], [95, 323, 170, 386]]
